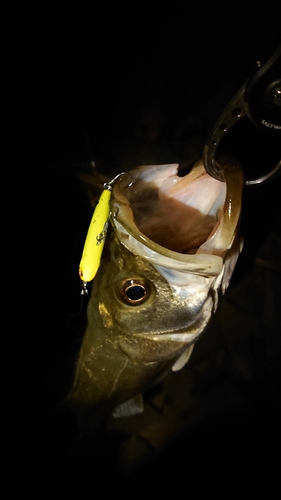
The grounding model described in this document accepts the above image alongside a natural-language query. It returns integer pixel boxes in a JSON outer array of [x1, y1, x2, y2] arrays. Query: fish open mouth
[[111, 160, 244, 264]]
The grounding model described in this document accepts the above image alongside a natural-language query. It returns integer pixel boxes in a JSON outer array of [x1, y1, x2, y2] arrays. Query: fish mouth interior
[[114, 160, 243, 257]]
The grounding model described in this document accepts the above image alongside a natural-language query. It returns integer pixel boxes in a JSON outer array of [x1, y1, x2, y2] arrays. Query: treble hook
[[103, 171, 134, 190]]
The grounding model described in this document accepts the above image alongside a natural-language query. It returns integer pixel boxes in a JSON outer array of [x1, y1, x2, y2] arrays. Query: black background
[[26, 4, 281, 492]]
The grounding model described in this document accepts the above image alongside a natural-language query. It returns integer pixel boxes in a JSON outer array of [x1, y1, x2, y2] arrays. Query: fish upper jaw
[[112, 219, 224, 276]]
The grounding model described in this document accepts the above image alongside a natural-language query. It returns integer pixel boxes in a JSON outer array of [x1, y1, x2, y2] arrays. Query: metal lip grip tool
[[203, 45, 281, 185]]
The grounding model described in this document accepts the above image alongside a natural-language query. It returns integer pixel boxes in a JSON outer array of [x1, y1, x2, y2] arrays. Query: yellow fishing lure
[[79, 172, 133, 293]]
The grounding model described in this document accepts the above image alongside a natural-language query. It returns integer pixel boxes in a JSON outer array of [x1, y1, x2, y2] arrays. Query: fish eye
[[121, 279, 150, 305]]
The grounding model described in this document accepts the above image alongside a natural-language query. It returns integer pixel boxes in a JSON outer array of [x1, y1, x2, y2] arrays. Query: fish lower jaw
[[122, 309, 210, 344], [132, 325, 206, 344], [150, 329, 203, 343]]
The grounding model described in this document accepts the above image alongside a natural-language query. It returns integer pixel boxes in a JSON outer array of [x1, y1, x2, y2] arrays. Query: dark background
[[39, 6, 280, 164], [29, 4, 281, 490]]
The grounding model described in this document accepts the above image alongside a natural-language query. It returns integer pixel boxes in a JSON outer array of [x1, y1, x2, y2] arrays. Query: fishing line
[[67, 286, 88, 336]]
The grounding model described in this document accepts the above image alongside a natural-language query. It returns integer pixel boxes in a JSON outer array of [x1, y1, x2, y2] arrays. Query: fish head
[[109, 159, 244, 338], [94, 238, 216, 362]]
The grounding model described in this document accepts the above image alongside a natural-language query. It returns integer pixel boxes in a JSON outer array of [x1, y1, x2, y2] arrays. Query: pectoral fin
[[172, 345, 194, 371], [112, 394, 144, 418]]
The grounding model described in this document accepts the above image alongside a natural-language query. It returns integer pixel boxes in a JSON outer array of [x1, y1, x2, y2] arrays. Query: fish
[[67, 159, 244, 433]]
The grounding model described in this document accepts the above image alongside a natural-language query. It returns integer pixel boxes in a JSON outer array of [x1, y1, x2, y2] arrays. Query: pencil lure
[[79, 187, 111, 289], [79, 172, 133, 292]]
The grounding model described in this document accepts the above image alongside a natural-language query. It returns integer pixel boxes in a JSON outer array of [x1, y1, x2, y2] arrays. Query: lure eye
[[121, 279, 150, 305]]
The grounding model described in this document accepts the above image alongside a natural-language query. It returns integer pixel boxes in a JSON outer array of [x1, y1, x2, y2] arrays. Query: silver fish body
[[67, 160, 244, 432]]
